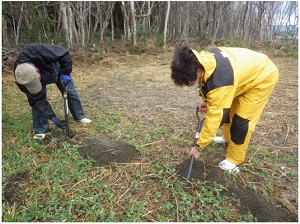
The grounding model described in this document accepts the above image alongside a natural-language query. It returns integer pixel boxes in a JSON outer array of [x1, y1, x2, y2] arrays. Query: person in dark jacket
[[14, 43, 91, 139]]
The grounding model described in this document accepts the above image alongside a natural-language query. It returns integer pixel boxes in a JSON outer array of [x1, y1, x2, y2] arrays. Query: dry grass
[[70, 49, 298, 215], [2, 46, 298, 221]]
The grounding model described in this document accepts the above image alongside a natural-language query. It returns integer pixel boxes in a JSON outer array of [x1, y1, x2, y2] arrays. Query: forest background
[[2, 1, 298, 51]]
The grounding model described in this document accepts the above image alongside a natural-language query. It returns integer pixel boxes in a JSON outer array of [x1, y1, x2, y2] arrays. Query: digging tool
[[60, 79, 70, 138], [186, 106, 205, 182]]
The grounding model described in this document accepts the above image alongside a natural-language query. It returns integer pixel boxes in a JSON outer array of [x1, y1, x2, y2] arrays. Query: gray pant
[[33, 63, 86, 134]]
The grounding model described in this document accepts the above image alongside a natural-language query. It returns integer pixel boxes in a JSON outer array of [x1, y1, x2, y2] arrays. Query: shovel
[[186, 106, 205, 182], [60, 79, 70, 138]]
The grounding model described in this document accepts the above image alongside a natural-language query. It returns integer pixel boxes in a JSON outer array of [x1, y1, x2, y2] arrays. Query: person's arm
[[198, 101, 207, 113], [197, 85, 236, 148]]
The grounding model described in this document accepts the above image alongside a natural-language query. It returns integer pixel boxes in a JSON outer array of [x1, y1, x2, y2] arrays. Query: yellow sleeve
[[197, 85, 236, 148]]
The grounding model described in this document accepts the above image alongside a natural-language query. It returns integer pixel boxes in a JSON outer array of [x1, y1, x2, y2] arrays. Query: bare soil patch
[[3, 172, 30, 206], [78, 138, 140, 166], [177, 160, 296, 222]]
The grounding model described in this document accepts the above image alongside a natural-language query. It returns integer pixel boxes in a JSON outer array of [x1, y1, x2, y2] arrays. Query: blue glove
[[52, 117, 65, 129], [60, 74, 72, 85]]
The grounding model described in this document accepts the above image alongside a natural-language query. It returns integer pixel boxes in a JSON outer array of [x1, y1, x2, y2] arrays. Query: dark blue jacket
[[14, 43, 72, 119]]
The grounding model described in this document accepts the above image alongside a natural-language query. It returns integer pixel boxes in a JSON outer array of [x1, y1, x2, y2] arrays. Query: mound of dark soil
[[3, 171, 29, 206], [78, 138, 140, 166], [176, 159, 297, 222]]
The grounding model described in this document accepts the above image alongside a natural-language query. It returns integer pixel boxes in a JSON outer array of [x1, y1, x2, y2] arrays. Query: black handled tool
[[186, 106, 205, 182], [60, 79, 70, 138]]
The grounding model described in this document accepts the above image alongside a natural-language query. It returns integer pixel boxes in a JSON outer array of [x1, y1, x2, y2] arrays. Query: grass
[[2, 43, 298, 221], [1, 94, 250, 221]]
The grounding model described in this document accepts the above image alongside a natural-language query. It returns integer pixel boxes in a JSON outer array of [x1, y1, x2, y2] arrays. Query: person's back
[[14, 43, 91, 139], [14, 43, 72, 85], [219, 47, 278, 93]]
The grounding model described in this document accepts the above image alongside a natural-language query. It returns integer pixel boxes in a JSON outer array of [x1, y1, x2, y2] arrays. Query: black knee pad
[[230, 113, 249, 144]]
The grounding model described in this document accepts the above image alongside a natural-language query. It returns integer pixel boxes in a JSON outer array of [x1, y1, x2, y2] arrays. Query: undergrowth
[[2, 82, 252, 222], [2, 41, 297, 221]]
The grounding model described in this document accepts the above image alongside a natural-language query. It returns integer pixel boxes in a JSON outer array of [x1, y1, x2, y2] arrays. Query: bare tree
[[99, 2, 115, 42], [210, 2, 231, 45], [181, 2, 190, 38], [121, 1, 131, 40], [2, 1, 297, 50], [59, 1, 70, 47], [111, 9, 114, 41], [2, 15, 10, 47], [10, 2, 24, 46], [163, 1, 171, 48], [130, 1, 137, 46]]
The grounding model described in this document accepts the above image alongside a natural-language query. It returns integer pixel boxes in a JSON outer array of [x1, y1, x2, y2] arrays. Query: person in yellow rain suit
[[171, 46, 279, 172]]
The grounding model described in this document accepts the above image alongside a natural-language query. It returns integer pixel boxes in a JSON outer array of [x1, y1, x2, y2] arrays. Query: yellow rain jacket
[[191, 47, 278, 164]]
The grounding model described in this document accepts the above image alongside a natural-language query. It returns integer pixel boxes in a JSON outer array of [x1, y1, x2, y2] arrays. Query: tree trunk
[[59, 1, 70, 46], [130, 1, 137, 46], [79, 2, 85, 48], [66, 2, 74, 48], [163, 1, 171, 48], [241, 2, 249, 42], [11, 2, 24, 46], [2, 15, 10, 47], [99, 2, 115, 42], [111, 10, 114, 41], [181, 2, 190, 38], [147, 1, 151, 29], [121, 1, 131, 40]]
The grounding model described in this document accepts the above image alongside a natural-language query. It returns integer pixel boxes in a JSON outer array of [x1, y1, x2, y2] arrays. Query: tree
[[10, 2, 24, 46], [121, 1, 131, 40], [1, 1, 297, 50], [130, 1, 137, 46], [163, 1, 171, 48], [2, 15, 10, 47], [59, 1, 70, 47], [210, 2, 231, 45]]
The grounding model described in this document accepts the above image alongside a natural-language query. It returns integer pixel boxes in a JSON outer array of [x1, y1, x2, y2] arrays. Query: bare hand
[[198, 102, 207, 113], [189, 147, 201, 159]]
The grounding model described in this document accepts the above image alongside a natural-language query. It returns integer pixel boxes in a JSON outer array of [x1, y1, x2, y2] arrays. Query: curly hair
[[170, 46, 204, 86]]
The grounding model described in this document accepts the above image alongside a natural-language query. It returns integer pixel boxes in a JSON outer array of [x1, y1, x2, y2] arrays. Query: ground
[[3, 46, 298, 221]]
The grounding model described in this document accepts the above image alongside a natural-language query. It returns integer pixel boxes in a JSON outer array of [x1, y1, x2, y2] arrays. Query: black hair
[[170, 46, 204, 86]]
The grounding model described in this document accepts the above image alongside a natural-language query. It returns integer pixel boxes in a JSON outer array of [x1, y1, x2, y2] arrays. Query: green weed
[[3, 51, 296, 222]]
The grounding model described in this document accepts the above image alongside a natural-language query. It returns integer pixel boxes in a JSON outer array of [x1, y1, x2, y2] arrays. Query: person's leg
[[56, 79, 86, 120], [32, 106, 50, 134], [226, 69, 278, 165], [66, 81, 86, 120], [222, 98, 239, 142], [31, 86, 50, 134]]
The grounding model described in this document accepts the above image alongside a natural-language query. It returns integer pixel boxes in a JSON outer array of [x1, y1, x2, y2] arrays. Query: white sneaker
[[79, 118, 91, 124], [218, 159, 240, 173], [33, 133, 46, 139], [213, 136, 228, 144]]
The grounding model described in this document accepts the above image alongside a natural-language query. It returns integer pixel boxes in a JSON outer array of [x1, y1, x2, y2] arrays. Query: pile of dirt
[[176, 159, 297, 222], [3, 172, 29, 206], [78, 138, 140, 166]]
